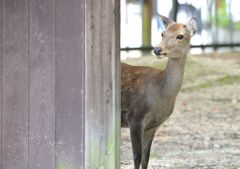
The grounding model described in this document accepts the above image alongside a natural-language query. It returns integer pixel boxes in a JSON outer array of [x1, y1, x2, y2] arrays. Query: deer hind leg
[[141, 128, 157, 169], [129, 123, 143, 169]]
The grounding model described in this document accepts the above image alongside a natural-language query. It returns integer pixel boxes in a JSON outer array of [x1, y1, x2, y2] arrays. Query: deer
[[121, 15, 197, 169]]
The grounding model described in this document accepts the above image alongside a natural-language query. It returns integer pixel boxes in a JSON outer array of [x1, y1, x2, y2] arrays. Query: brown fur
[[121, 63, 164, 127]]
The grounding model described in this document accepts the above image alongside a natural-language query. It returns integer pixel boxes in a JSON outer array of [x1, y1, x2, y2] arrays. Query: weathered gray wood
[[28, 0, 55, 169], [55, 0, 85, 169], [0, 0, 2, 167], [2, 0, 29, 169], [0, 0, 120, 169], [85, 0, 120, 168]]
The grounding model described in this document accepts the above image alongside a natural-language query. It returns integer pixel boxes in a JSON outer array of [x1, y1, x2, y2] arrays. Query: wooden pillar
[[0, 1, 1, 166], [85, 0, 120, 168], [0, 0, 120, 169], [142, 0, 152, 47]]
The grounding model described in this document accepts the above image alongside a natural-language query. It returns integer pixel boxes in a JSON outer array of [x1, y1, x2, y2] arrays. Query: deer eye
[[161, 32, 164, 37], [176, 34, 184, 40]]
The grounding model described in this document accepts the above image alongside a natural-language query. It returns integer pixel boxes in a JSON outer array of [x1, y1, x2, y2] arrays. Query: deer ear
[[158, 14, 174, 28], [187, 17, 197, 37]]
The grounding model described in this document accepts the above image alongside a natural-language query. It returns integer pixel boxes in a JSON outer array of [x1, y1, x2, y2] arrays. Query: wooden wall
[[0, 0, 120, 169]]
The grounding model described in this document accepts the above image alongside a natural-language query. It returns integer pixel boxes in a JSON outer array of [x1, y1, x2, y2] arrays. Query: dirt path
[[121, 52, 240, 169]]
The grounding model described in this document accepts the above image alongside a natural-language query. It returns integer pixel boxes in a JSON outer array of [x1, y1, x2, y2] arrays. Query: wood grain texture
[[28, 0, 55, 169], [113, 1, 121, 167], [0, 0, 2, 167], [85, 0, 120, 168], [0, 1, 120, 169], [2, 0, 29, 169], [55, 0, 85, 168]]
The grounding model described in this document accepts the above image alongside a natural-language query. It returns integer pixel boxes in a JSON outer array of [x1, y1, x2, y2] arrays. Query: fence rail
[[121, 43, 240, 51]]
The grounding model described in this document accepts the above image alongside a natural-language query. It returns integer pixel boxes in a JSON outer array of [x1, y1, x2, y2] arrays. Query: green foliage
[[216, 0, 229, 27], [208, 0, 240, 29], [234, 22, 240, 30]]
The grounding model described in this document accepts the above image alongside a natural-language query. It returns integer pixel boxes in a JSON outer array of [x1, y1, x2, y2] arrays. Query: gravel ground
[[121, 52, 240, 169]]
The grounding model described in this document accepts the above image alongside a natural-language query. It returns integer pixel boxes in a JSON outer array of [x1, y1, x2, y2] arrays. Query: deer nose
[[154, 47, 162, 55]]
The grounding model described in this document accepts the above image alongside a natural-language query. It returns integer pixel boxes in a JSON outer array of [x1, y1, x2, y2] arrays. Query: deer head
[[154, 15, 197, 59]]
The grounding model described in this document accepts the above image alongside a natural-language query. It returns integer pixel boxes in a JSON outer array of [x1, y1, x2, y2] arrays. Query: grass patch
[[122, 55, 167, 69], [228, 167, 240, 169], [182, 75, 240, 92], [150, 151, 160, 158], [123, 54, 240, 92], [236, 60, 240, 65], [183, 57, 221, 83]]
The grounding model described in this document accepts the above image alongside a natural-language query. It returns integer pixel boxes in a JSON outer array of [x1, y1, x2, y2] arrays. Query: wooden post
[[142, 0, 152, 47], [85, 0, 120, 168], [0, 0, 120, 169]]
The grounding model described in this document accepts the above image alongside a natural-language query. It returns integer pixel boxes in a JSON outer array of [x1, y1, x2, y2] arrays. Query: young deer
[[121, 15, 197, 169]]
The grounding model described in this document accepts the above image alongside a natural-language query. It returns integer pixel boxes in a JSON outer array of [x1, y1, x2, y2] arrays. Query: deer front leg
[[141, 128, 157, 169], [129, 123, 143, 169]]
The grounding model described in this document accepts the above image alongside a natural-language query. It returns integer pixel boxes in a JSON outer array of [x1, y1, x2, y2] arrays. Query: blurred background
[[120, 0, 240, 59], [121, 1, 240, 168]]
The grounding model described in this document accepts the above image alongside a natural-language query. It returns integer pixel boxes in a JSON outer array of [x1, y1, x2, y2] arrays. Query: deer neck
[[161, 53, 187, 97]]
